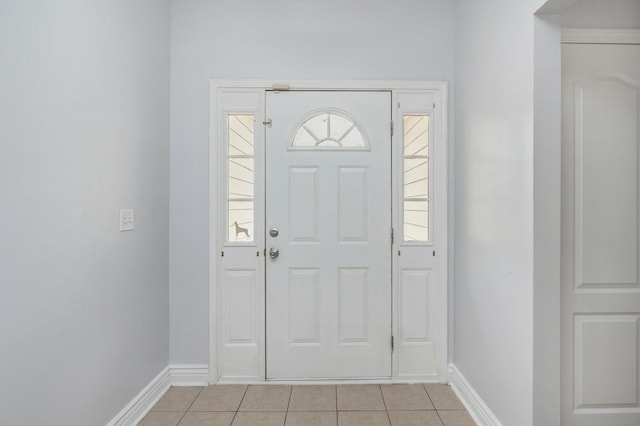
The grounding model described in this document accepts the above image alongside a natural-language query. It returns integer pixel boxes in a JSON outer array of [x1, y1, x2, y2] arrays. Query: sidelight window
[[227, 114, 255, 242], [403, 115, 430, 242]]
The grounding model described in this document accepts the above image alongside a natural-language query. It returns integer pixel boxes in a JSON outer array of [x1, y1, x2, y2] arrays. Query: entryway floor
[[138, 383, 475, 425]]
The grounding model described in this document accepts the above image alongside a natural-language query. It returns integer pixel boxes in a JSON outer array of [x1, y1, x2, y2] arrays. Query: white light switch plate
[[120, 209, 134, 231]]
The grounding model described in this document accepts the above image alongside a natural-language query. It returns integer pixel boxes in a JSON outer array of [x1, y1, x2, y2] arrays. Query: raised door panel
[[219, 268, 261, 379], [289, 167, 319, 243], [338, 268, 369, 344], [574, 314, 640, 413], [338, 167, 369, 242], [288, 268, 320, 345], [575, 79, 639, 289], [396, 268, 437, 377]]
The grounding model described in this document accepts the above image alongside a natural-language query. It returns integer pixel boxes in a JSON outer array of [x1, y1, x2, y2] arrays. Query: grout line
[[335, 385, 339, 424], [176, 386, 204, 425], [159, 383, 470, 426], [283, 385, 293, 425], [422, 383, 437, 410], [423, 383, 446, 425], [422, 384, 444, 425], [230, 384, 251, 425], [422, 383, 437, 411], [379, 384, 392, 425]]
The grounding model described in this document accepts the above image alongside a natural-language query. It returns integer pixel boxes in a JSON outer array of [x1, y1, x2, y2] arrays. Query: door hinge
[[391, 336, 394, 351], [262, 118, 272, 127], [390, 120, 394, 136], [391, 228, 394, 245]]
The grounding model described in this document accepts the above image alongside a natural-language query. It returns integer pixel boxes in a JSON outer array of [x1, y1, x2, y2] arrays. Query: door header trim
[[562, 28, 640, 45], [211, 79, 447, 92]]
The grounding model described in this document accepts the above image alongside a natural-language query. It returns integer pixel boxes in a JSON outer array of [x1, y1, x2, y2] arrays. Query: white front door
[[265, 91, 392, 379], [562, 43, 640, 426]]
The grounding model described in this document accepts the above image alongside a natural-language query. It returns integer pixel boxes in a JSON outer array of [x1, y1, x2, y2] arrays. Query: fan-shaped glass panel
[[292, 112, 366, 149]]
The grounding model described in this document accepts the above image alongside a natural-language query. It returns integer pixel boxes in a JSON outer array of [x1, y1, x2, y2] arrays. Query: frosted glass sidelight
[[403, 115, 430, 242], [292, 111, 366, 149], [227, 114, 255, 242]]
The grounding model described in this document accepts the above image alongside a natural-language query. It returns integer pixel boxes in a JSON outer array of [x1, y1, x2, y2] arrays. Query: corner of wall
[[448, 364, 503, 426], [108, 365, 209, 426]]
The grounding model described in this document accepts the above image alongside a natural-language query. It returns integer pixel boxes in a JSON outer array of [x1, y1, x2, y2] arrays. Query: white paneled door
[[265, 91, 392, 379], [562, 43, 640, 426]]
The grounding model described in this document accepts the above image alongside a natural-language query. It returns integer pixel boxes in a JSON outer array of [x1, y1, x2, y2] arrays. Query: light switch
[[120, 209, 134, 231]]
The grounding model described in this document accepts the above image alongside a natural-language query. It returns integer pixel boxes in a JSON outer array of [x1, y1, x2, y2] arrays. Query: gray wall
[[453, 0, 544, 425], [533, 13, 562, 426], [169, 0, 456, 364], [0, 1, 171, 424], [561, 0, 640, 28]]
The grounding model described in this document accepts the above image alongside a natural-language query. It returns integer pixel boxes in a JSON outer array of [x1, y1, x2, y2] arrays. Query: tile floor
[[139, 383, 475, 426]]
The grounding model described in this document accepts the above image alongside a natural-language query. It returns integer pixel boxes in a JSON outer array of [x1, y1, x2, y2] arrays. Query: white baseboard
[[108, 364, 209, 426], [107, 366, 171, 426], [448, 364, 502, 426], [110, 363, 499, 426], [169, 364, 209, 386]]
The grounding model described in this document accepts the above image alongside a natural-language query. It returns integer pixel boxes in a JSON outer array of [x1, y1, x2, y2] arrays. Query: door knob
[[269, 247, 279, 258], [269, 227, 279, 238]]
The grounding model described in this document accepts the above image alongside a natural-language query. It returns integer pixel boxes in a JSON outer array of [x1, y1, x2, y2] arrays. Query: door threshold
[[215, 378, 444, 385]]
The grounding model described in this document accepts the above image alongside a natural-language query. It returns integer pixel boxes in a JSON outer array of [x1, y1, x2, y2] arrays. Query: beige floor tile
[[337, 411, 390, 426], [423, 384, 465, 410], [190, 385, 248, 411], [178, 411, 235, 426], [288, 385, 336, 411], [138, 411, 184, 426], [438, 410, 476, 426], [337, 385, 385, 411], [238, 385, 291, 411], [285, 411, 337, 426], [152, 387, 203, 412], [388, 410, 443, 426], [381, 384, 434, 410], [231, 411, 286, 426]]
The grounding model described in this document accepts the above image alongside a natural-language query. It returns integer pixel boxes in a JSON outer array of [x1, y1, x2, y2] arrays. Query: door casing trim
[[209, 80, 448, 384]]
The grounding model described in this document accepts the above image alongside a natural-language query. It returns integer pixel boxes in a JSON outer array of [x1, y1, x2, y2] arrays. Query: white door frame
[[209, 80, 448, 384]]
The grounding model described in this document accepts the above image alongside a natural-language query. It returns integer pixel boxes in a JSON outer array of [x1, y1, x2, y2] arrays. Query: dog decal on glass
[[232, 221, 250, 239]]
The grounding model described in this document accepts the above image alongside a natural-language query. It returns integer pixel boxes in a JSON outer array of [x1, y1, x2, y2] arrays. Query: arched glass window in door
[[291, 111, 367, 149]]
